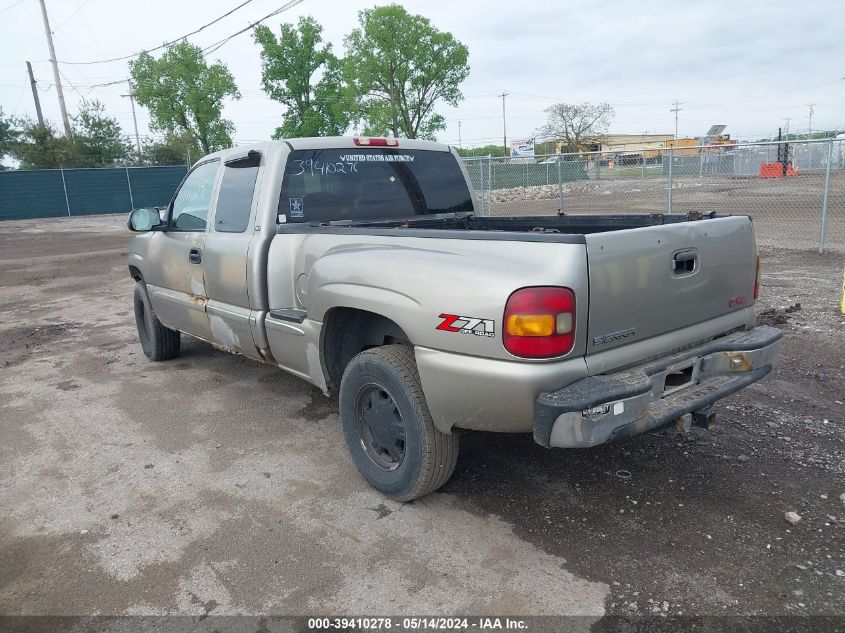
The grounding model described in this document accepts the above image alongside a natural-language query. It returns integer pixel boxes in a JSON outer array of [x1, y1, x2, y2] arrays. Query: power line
[[201, 0, 306, 55], [0, 0, 26, 14], [56, 0, 256, 65], [55, 0, 93, 31]]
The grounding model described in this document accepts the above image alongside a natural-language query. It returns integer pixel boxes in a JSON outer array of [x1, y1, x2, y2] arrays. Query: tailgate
[[585, 216, 756, 354]]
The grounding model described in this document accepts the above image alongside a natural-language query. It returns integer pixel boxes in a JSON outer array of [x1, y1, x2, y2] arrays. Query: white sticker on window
[[289, 198, 304, 218]]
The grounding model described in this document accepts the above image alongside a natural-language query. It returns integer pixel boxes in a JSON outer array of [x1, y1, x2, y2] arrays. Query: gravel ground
[[487, 172, 845, 252], [0, 216, 843, 628]]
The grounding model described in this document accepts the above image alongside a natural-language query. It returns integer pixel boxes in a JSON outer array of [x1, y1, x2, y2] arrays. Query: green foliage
[[343, 4, 469, 139], [0, 108, 17, 169], [254, 16, 353, 138], [139, 133, 199, 166], [8, 119, 79, 169], [130, 41, 240, 154], [9, 100, 129, 169], [71, 100, 131, 167], [455, 144, 507, 158]]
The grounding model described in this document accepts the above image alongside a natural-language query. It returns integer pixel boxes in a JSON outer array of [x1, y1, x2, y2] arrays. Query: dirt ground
[[490, 171, 845, 253], [0, 216, 843, 627]]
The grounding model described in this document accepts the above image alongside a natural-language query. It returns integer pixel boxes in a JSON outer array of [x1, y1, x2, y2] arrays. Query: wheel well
[[128, 265, 143, 282], [321, 307, 411, 391]]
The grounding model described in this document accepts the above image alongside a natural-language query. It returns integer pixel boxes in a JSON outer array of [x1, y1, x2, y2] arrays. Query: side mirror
[[127, 207, 165, 232]]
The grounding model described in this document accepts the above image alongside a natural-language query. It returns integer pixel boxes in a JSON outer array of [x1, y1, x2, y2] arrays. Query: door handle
[[189, 247, 202, 264], [672, 249, 697, 274]]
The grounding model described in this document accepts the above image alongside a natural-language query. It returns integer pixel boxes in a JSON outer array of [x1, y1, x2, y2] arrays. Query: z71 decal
[[437, 314, 495, 338]]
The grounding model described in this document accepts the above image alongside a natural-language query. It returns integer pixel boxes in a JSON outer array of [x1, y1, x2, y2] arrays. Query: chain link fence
[[463, 138, 845, 253]]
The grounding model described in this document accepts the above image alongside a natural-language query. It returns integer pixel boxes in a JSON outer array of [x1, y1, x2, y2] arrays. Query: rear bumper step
[[533, 325, 782, 448]]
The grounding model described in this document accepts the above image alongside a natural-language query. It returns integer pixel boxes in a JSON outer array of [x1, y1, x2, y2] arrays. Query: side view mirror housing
[[127, 207, 166, 232]]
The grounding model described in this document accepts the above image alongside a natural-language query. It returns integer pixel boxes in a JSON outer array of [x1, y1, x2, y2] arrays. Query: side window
[[214, 164, 259, 233], [170, 160, 219, 231]]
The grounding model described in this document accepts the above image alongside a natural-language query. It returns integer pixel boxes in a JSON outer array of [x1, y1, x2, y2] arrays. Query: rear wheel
[[133, 281, 180, 361], [339, 345, 459, 501]]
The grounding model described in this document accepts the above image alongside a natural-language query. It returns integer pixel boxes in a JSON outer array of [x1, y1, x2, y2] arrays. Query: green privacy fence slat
[[62, 168, 133, 216], [0, 170, 68, 219], [0, 165, 188, 221], [127, 166, 188, 208]]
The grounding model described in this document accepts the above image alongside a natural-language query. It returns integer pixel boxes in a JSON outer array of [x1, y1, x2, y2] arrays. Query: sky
[[1, 0, 843, 152]]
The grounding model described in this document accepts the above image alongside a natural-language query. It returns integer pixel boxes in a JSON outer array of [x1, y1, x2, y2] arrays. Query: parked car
[[127, 136, 781, 500]]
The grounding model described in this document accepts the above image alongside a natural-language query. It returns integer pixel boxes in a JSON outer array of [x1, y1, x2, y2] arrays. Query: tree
[[538, 102, 615, 153], [0, 108, 17, 169], [8, 119, 81, 169], [9, 101, 130, 169], [72, 100, 131, 167], [139, 133, 199, 166], [455, 144, 507, 158], [254, 16, 353, 138], [344, 5, 469, 139], [130, 41, 240, 154]]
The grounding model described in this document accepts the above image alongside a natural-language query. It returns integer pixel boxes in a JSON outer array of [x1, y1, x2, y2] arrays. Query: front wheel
[[133, 281, 181, 361], [339, 345, 459, 501]]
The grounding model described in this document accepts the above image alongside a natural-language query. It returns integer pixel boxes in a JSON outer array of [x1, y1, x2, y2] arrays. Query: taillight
[[754, 255, 761, 299], [353, 136, 398, 146], [503, 287, 576, 358]]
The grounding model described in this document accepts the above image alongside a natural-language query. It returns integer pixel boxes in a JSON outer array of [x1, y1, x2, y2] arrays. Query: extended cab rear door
[[202, 153, 264, 359]]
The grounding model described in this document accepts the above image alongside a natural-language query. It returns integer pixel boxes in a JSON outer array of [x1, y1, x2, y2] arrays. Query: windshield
[[278, 148, 474, 223]]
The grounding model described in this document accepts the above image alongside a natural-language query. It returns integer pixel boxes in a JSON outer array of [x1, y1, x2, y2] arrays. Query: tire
[[339, 345, 459, 501], [133, 281, 181, 361]]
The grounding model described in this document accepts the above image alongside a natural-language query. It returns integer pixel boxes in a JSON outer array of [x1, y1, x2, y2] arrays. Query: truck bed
[[278, 211, 726, 238]]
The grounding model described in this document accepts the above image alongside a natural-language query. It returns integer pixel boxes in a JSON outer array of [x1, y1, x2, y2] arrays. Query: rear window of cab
[[278, 148, 474, 223]]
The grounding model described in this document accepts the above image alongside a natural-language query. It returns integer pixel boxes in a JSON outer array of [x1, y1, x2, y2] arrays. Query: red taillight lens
[[754, 255, 761, 299], [503, 286, 576, 358], [353, 136, 398, 146]]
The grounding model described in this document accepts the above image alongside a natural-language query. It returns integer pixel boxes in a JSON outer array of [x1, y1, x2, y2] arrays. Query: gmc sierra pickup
[[127, 136, 782, 501]]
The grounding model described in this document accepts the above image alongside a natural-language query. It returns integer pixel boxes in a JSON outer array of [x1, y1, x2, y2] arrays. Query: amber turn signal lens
[[506, 314, 555, 337]]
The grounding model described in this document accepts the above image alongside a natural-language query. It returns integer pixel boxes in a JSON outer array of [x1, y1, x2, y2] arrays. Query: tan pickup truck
[[127, 136, 781, 500]]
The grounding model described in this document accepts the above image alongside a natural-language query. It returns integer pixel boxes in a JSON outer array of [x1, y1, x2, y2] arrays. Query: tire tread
[[345, 345, 459, 501], [134, 282, 181, 361]]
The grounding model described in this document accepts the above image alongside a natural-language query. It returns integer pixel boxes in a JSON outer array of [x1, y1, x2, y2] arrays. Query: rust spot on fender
[[187, 292, 207, 305]]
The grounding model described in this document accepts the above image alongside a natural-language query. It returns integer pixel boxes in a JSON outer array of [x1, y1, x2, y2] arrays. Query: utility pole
[[807, 103, 815, 139], [457, 120, 462, 149], [37, 0, 71, 136], [26, 62, 45, 127], [121, 80, 142, 159], [670, 100, 683, 140], [499, 92, 508, 156]]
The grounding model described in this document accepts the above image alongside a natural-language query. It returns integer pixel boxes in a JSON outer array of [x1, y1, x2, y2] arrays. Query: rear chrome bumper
[[533, 325, 782, 448]]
